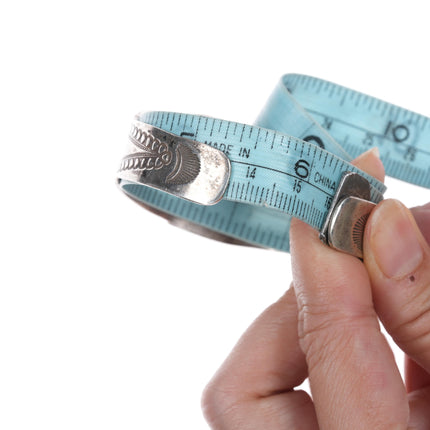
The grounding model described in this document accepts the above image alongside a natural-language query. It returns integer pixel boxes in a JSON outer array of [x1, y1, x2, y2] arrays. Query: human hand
[[202, 148, 430, 429]]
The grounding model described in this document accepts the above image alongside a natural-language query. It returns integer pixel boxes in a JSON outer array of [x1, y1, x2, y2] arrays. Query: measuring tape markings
[[119, 74, 430, 252], [123, 117, 382, 251], [272, 75, 430, 187]]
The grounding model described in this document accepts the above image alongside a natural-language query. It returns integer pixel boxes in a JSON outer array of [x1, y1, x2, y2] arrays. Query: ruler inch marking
[[292, 195, 297, 215], [282, 193, 287, 211], [323, 152, 328, 169], [131, 77, 430, 253], [230, 181, 236, 199], [304, 107, 430, 154], [310, 200, 315, 226], [333, 158, 340, 174], [255, 128, 261, 149], [254, 186, 260, 204], [287, 195, 292, 212], [240, 124, 246, 142], [224, 121, 231, 139], [259, 187, 265, 204], [278, 192, 283, 209], [210, 119, 215, 137], [194, 116, 201, 139], [232, 160, 332, 196], [280, 135, 285, 150], [168, 112, 174, 131], [299, 200, 304, 218]]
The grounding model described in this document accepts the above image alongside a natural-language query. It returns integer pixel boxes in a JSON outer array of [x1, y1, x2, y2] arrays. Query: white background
[[1, 1, 430, 429]]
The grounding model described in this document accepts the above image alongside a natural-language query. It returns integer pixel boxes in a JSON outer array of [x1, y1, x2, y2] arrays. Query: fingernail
[[369, 199, 424, 279], [353, 147, 385, 182], [368, 146, 380, 158], [355, 146, 380, 161]]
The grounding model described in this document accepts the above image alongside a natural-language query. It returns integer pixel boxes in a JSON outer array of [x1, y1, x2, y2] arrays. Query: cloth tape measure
[[117, 74, 430, 258]]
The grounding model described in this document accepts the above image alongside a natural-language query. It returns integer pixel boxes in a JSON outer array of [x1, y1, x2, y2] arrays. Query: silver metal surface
[[327, 196, 376, 258], [117, 121, 231, 205], [320, 171, 378, 258]]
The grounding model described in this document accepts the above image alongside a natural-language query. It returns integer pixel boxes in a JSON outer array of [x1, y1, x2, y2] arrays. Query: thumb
[[363, 199, 430, 374], [411, 202, 430, 243]]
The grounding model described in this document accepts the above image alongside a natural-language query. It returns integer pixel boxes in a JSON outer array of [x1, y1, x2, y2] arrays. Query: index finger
[[290, 148, 409, 429]]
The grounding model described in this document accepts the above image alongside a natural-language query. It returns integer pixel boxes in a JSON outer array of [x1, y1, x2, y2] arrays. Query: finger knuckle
[[201, 379, 242, 429], [392, 286, 430, 356], [296, 300, 377, 372]]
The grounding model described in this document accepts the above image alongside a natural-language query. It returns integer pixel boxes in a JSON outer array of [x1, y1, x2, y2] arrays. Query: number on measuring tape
[[117, 74, 430, 254]]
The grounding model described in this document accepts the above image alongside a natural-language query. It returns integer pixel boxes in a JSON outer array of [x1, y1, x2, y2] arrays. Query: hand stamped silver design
[[119, 124, 173, 172], [117, 121, 231, 206], [352, 212, 370, 252], [120, 124, 201, 185], [166, 144, 200, 185], [320, 171, 377, 259]]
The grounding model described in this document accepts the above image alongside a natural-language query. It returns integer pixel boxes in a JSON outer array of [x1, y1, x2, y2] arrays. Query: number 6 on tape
[[117, 74, 430, 257]]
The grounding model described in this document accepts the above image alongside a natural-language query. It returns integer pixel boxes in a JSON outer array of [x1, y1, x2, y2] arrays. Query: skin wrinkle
[[364, 203, 430, 388], [202, 151, 430, 429], [296, 300, 380, 355], [391, 288, 430, 346], [369, 200, 425, 280], [201, 288, 308, 412], [394, 319, 430, 361], [381, 270, 430, 336], [363, 201, 430, 428], [290, 150, 409, 429]]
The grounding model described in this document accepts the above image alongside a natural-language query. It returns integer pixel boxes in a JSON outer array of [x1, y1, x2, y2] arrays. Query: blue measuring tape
[[117, 74, 430, 255]]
